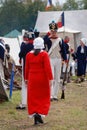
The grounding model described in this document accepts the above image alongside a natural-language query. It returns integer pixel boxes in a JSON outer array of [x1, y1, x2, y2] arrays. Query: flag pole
[[9, 63, 15, 99], [57, 11, 65, 37], [45, 0, 52, 10], [63, 11, 65, 38]]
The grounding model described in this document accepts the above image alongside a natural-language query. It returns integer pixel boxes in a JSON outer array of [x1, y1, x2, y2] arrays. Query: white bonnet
[[34, 37, 44, 49], [80, 38, 87, 46]]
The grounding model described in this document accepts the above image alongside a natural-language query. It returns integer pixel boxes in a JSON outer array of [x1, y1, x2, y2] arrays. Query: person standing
[[16, 29, 34, 110], [70, 49, 77, 76], [4, 44, 16, 80], [76, 38, 87, 82], [62, 36, 71, 83], [44, 21, 67, 101], [0, 39, 5, 79], [25, 37, 53, 125]]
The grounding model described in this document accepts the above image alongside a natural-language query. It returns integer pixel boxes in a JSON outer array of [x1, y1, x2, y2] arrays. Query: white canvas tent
[[34, 10, 87, 49], [0, 36, 22, 66], [57, 27, 81, 49]]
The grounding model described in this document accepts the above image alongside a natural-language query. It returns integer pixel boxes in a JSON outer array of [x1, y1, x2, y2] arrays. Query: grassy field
[[0, 79, 87, 130]]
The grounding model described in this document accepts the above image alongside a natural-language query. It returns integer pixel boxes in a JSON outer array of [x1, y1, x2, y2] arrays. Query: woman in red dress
[[25, 37, 53, 125]]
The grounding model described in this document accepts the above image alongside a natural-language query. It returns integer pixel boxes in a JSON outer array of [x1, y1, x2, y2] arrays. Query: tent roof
[[0, 36, 22, 66], [34, 10, 87, 36], [58, 27, 80, 33], [4, 29, 21, 38]]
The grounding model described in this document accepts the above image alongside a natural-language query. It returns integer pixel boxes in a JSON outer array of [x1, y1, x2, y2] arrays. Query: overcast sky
[[52, 0, 66, 5]]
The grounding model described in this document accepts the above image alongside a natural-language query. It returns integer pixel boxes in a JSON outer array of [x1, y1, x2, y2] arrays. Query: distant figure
[[25, 37, 53, 125], [4, 44, 16, 80], [34, 29, 40, 38], [76, 38, 87, 82], [62, 36, 71, 83], [16, 29, 34, 110], [70, 49, 77, 76], [0, 39, 5, 79]]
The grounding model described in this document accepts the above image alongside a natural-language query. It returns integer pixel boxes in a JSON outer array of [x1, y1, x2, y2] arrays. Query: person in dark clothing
[[0, 39, 5, 79], [61, 36, 72, 83], [16, 29, 34, 110], [19, 34, 34, 75], [76, 38, 87, 82], [71, 51, 77, 61]]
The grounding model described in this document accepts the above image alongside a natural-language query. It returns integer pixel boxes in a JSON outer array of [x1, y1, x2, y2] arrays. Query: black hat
[[23, 32, 29, 38], [23, 28, 35, 39], [49, 21, 58, 31], [28, 28, 35, 39], [34, 29, 40, 38]]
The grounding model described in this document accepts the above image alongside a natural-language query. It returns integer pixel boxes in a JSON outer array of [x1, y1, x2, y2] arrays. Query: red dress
[[25, 50, 53, 115]]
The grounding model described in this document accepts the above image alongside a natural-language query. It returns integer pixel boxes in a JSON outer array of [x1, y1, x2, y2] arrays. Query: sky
[[52, 0, 66, 5]]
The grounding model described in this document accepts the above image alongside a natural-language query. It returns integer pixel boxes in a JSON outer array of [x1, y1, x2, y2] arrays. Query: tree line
[[0, 0, 87, 36]]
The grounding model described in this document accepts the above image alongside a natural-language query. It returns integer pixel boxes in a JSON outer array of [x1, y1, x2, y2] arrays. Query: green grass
[[0, 80, 87, 130]]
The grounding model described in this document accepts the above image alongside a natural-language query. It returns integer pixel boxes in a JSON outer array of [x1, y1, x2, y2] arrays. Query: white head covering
[[80, 38, 87, 46], [34, 37, 44, 49]]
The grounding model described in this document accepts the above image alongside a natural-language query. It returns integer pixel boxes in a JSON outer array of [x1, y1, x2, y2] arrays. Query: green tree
[[0, 0, 46, 35], [62, 0, 78, 10], [25, 0, 45, 30], [0, 0, 26, 35], [83, 0, 87, 9]]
